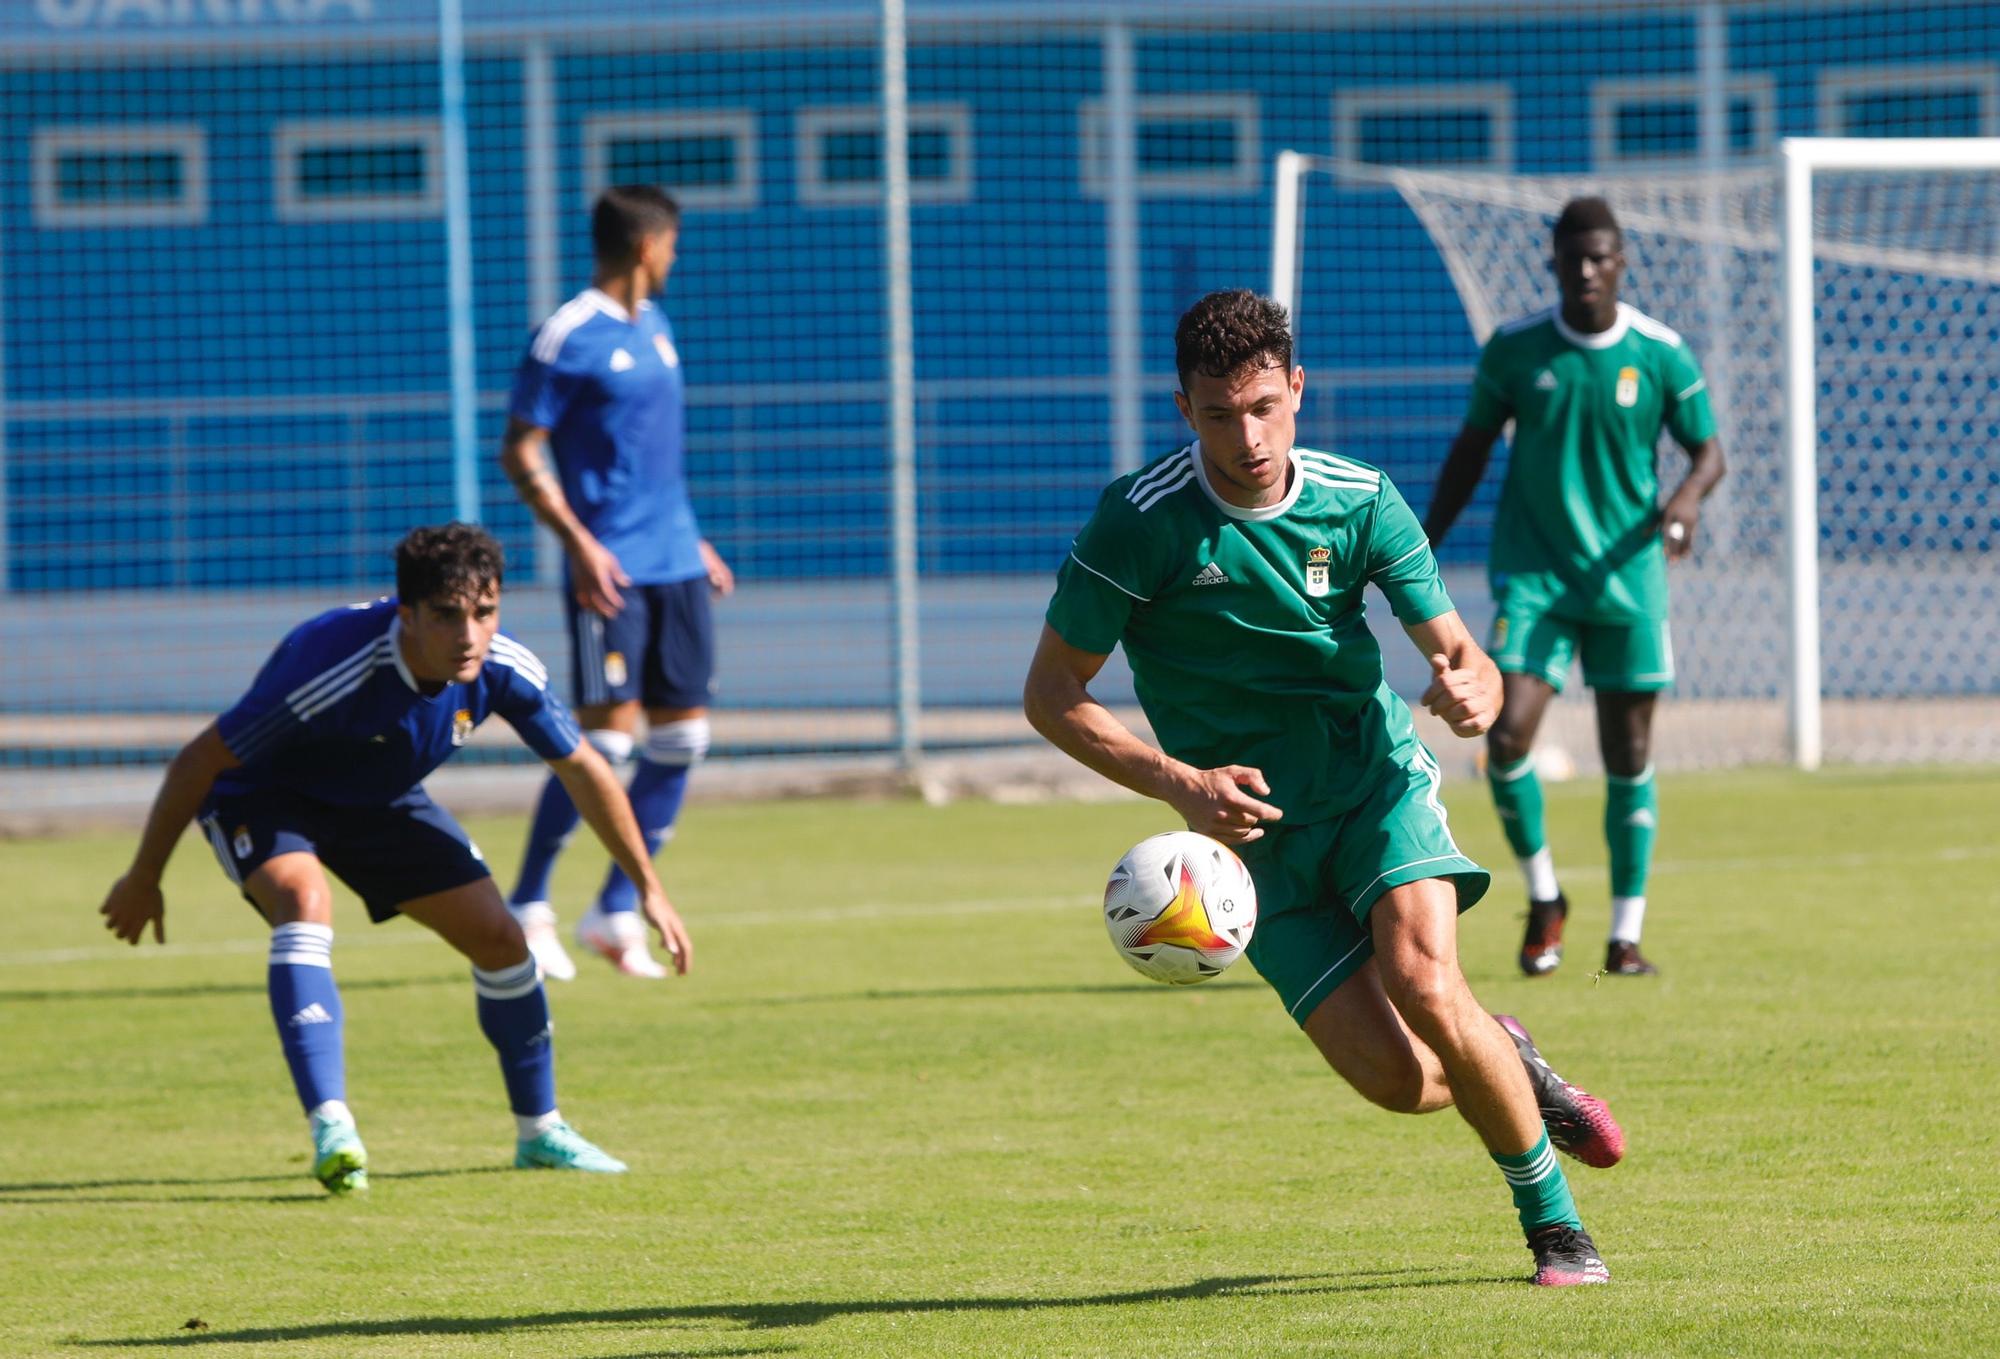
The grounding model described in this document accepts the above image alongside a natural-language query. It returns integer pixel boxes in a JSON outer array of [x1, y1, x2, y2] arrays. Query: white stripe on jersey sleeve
[[1132, 463, 1195, 511], [1628, 310, 1686, 347], [281, 637, 390, 714], [1497, 307, 1555, 336], [1297, 449, 1381, 483], [1126, 445, 1195, 503], [487, 636, 550, 690], [529, 295, 600, 365]]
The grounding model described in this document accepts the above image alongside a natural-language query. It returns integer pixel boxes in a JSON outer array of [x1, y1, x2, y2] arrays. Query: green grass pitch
[[3, 767, 1998, 1357]]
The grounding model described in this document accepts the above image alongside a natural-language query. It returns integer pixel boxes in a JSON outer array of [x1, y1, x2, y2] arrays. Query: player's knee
[[585, 728, 637, 768], [263, 883, 333, 926], [1486, 723, 1533, 769], [461, 910, 529, 971], [1378, 957, 1464, 1037]]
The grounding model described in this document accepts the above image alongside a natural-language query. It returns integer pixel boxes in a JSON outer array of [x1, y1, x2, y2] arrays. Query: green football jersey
[[1466, 303, 1716, 622], [1045, 442, 1455, 826]]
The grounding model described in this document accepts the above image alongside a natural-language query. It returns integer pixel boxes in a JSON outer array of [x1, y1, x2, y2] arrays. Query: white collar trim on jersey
[[1553, 301, 1633, 350], [582, 288, 655, 325], [387, 614, 423, 692], [1189, 440, 1304, 522]]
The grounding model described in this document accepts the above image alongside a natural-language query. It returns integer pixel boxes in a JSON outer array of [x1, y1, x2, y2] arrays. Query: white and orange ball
[[1102, 831, 1258, 985]]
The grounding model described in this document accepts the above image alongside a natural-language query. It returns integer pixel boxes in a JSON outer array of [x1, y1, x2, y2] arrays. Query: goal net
[[1285, 153, 2000, 768]]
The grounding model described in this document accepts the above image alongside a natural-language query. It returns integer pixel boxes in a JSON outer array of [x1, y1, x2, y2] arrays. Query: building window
[[1819, 64, 1998, 137], [274, 120, 441, 221], [796, 104, 972, 207], [1080, 94, 1260, 197], [1335, 85, 1514, 171], [583, 111, 758, 211], [1591, 75, 1775, 168], [32, 125, 207, 227]]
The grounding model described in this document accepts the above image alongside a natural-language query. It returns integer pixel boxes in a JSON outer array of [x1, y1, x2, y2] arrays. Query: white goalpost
[[1273, 140, 2000, 771]]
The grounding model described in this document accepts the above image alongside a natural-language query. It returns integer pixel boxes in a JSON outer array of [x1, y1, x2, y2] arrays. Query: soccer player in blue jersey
[[98, 524, 691, 1195], [500, 184, 732, 980]]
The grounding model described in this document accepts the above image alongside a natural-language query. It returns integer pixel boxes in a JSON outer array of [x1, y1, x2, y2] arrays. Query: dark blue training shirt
[[213, 598, 582, 806], [509, 287, 705, 587]]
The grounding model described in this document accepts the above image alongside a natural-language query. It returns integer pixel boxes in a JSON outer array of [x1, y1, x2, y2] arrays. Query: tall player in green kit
[[1026, 290, 1624, 1287], [1425, 199, 1726, 978]]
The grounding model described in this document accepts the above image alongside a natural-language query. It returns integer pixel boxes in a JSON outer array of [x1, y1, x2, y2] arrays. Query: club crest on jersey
[[1305, 546, 1332, 598], [1616, 366, 1640, 407], [604, 651, 629, 688], [654, 334, 680, 369], [232, 825, 253, 860], [451, 709, 474, 746]]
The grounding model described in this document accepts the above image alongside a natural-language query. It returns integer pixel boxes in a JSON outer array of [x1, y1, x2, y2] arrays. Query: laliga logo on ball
[[1102, 831, 1258, 985]]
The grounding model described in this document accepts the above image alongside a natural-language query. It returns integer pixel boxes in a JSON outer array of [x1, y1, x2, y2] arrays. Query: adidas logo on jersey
[[610, 348, 636, 372], [1534, 370, 1558, 391], [1190, 562, 1231, 586], [288, 1003, 335, 1027]]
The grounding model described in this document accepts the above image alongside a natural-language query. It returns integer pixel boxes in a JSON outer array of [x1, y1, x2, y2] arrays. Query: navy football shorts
[[199, 784, 490, 924], [565, 576, 715, 710]]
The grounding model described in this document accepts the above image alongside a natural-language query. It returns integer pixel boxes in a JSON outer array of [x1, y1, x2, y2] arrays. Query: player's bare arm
[[500, 417, 629, 616], [698, 538, 735, 597], [100, 723, 242, 944], [1404, 611, 1502, 738], [1023, 625, 1283, 844], [547, 739, 692, 973], [1661, 435, 1727, 562], [1423, 421, 1506, 548]]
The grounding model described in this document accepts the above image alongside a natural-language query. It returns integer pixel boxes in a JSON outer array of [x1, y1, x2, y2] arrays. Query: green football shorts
[[1489, 577, 1675, 694], [1237, 743, 1489, 1027]]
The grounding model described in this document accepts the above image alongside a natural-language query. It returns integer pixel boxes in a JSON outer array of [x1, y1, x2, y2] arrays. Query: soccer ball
[[1102, 831, 1258, 985]]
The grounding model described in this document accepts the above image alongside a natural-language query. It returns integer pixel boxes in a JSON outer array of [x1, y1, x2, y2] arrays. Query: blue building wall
[[3, 3, 1994, 591]]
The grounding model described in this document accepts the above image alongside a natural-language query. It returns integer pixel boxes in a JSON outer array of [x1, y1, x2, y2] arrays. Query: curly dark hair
[[394, 523, 505, 608], [1174, 289, 1294, 391]]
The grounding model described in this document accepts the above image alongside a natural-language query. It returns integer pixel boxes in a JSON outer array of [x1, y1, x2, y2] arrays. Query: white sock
[[1610, 895, 1647, 943], [308, 1099, 354, 1128], [1520, 847, 1561, 902], [516, 1109, 563, 1140]]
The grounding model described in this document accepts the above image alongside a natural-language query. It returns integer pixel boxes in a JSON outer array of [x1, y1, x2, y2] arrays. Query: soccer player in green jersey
[[1424, 198, 1726, 979], [1025, 289, 1623, 1287]]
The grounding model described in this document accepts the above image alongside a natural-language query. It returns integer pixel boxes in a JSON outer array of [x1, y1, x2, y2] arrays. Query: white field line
[[9, 840, 1996, 971]]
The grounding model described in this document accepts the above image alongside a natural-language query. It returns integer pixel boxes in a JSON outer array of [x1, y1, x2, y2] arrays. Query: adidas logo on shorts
[[1191, 562, 1230, 586]]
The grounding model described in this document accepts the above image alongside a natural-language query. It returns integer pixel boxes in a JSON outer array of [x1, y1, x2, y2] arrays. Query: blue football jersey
[[509, 287, 705, 586], [213, 598, 582, 806]]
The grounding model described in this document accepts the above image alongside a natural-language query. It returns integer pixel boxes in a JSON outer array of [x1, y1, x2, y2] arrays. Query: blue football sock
[[267, 923, 346, 1114], [597, 719, 706, 915], [473, 958, 556, 1118], [510, 730, 632, 907]]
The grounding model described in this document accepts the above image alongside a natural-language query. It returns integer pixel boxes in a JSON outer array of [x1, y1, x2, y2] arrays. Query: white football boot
[[510, 901, 577, 982], [574, 905, 668, 979]]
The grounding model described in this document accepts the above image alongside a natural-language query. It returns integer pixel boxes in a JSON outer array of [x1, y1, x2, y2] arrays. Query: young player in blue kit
[[99, 524, 692, 1195], [501, 185, 733, 981]]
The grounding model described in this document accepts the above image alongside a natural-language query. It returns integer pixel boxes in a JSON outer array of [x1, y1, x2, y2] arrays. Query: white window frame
[[583, 110, 759, 212], [1818, 63, 2000, 137], [1333, 84, 1515, 174], [32, 124, 208, 228], [795, 102, 973, 207], [273, 119, 442, 222], [1079, 93, 1260, 198], [1590, 73, 1777, 170]]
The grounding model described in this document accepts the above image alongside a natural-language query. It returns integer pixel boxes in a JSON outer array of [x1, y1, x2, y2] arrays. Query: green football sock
[[1487, 755, 1547, 859], [1604, 765, 1658, 899], [1494, 1130, 1581, 1234]]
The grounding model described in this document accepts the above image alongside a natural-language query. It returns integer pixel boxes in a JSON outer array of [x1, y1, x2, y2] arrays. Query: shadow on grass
[[1, 1163, 511, 1204], [704, 979, 1265, 1008], [0, 974, 463, 1004], [79, 1270, 1521, 1347]]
